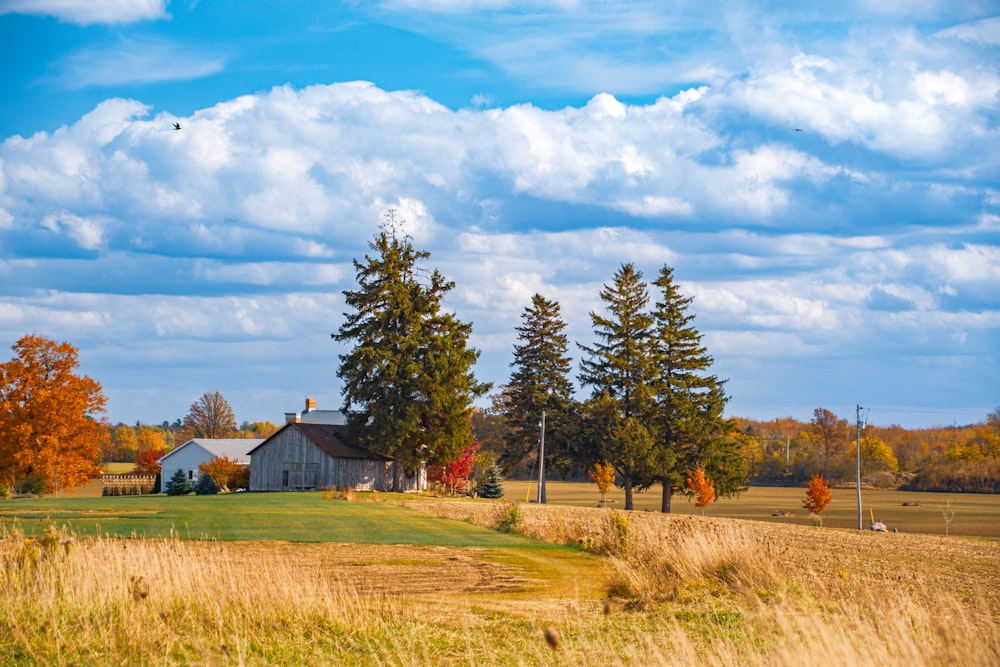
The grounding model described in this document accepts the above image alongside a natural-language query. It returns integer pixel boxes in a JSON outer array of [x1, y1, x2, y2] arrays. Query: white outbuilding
[[157, 438, 263, 491]]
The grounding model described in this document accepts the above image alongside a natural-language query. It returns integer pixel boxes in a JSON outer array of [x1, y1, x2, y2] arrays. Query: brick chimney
[[305, 397, 317, 412]]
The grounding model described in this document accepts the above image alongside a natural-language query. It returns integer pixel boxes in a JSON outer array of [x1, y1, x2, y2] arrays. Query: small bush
[[164, 469, 192, 496], [478, 465, 505, 499], [321, 486, 356, 501], [17, 473, 48, 496], [194, 474, 219, 495], [495, 503, 522, 533]]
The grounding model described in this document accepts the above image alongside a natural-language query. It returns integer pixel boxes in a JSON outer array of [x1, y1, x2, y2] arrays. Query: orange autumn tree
[[133, 448, 162, 476], [803, 474, 832, 520], [198, 455, 247, 492], [686, 466, 716, 514], [0, 334, 108, 493], [589, 461, 616, 506]]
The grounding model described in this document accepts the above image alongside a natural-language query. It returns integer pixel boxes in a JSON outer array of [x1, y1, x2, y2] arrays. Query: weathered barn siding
[[248, 423, 426, 492]]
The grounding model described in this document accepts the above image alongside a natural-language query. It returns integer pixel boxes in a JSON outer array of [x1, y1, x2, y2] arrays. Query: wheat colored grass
[[3, 500, 999, 665]]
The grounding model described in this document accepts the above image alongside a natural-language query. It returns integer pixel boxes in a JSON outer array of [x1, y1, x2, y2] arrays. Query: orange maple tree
[[589, 461, 616, 505], [686, 466, 716, 512], [133, 448, 162, 476], [802, 474, 832, 515], [0, 334, 108, 493]]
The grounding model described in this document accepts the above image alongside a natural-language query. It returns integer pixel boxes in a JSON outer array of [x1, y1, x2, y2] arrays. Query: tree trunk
[[623, 469, 634, 510], [661, 477, 672, 513]]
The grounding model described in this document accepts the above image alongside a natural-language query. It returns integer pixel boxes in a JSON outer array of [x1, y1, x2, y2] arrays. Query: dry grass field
[[505, 480, 1000, 538], [2, 493, 998, 665]]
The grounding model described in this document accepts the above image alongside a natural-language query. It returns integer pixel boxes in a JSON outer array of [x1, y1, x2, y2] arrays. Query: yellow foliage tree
[[137, 427, 170, 453], [243, 421, 279, 438], [852, 435, 899, 472], [0, 335, 108, 493], [589, 461, 616, 506], [685, 466, 716, 514]]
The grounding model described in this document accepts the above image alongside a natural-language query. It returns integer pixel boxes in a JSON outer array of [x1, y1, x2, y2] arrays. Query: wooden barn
[[247, 422, 426, 492]]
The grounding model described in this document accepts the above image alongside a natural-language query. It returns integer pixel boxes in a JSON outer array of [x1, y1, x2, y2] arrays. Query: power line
[[866, 406, 989, 418]]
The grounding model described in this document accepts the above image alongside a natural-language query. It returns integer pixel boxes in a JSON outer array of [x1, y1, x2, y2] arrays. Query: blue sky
[[1, 1, 998, 429]]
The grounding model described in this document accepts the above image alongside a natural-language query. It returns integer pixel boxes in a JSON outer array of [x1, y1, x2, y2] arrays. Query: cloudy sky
[[1, 1, 998, 429]]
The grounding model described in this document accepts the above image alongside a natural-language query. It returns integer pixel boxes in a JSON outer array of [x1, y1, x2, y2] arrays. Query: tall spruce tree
[[334, 213, 489, 490], [579, 391, 654, 510], [501, 294, 575, 476], [648, 265, 744, 512], [577, 264, 657, 510]]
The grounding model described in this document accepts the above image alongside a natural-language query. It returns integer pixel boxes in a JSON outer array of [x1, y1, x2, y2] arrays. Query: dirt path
[[182, 540, 608, 609]]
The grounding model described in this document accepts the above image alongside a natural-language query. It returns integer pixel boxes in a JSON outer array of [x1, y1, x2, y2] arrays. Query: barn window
[[282, 470, 289, 489], [188, 470, 194, 480]]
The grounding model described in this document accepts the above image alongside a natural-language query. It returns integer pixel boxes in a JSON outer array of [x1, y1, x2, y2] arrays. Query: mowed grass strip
[[0, 492, 555, 548]]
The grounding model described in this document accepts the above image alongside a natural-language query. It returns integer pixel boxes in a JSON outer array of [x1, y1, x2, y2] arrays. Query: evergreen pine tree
[[194, 473, 219, 495], [334, 212, 489, 489], [649, 265, 745, 512], [477, 465, 505, 499], [501, 294, 575, 475], [164, 468, 192, 496], [577, 264, 658, 510]]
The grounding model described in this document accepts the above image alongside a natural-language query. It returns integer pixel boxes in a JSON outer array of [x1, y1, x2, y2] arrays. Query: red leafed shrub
[[428, 439, 479, 494]]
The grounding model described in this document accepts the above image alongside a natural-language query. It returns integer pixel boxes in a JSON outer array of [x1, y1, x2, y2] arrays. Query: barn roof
[[157, 438, 263, 466], [248, 422, 389, 460]]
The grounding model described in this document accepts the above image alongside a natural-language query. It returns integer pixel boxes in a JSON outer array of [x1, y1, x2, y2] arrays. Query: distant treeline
[[904, 459, 1000, 494]]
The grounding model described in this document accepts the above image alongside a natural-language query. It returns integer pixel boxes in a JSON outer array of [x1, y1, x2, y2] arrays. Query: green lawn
[[6, 482, 998, 543], [0, 492, 549, 548]]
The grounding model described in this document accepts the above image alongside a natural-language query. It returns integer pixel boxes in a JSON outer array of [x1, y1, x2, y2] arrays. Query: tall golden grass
[[398, 498, 1000, 666], [3, 501, 999, 666]]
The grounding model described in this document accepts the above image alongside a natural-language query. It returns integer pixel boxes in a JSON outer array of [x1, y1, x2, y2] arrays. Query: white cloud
[[40, 211, 106, 250], [731, 43, 1000, 159], [56, 39, 224, 88], [0, 0, 168, 25], [936, 16, 1000, 45], [2, 73, 997, 426]]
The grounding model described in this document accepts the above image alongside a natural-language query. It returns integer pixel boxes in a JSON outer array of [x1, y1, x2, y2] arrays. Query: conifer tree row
[[334, 212, 489, 490], [572, 263, 744, 511]]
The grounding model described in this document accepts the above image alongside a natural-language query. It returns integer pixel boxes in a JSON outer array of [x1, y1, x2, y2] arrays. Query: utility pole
[[537, 409, 547, 504], [856, 404, 864, 530]]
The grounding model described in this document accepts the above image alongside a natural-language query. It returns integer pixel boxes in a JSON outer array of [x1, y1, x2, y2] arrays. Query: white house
[[157, 438, 263, 491], [284, 397, 347, 426]]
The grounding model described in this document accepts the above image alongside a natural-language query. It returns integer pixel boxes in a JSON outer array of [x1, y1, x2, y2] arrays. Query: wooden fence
[[102, 474, 157, 496]]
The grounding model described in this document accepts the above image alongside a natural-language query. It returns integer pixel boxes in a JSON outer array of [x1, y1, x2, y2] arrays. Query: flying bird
[[794, 128, 803, 132], [173, 123, 181, 131]]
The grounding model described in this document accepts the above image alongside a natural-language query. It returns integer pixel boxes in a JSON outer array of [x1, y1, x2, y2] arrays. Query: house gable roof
[[157, 438, 263, 466], [248, 422, 388, 460]]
